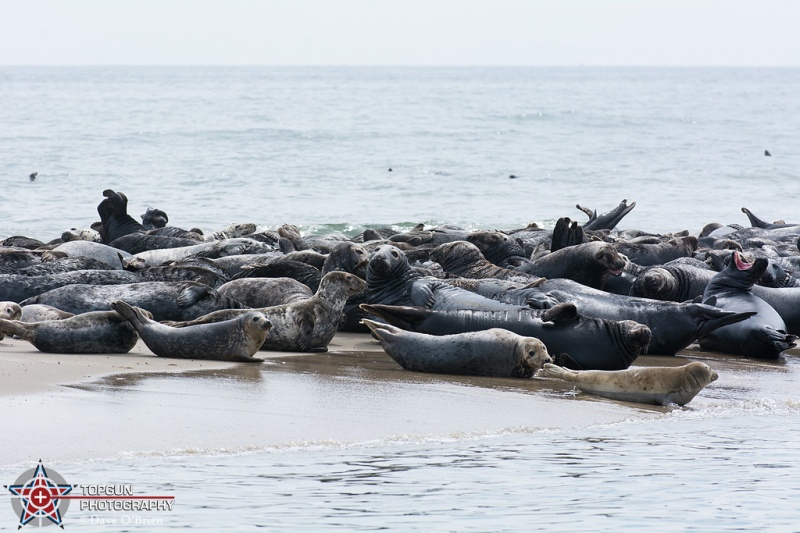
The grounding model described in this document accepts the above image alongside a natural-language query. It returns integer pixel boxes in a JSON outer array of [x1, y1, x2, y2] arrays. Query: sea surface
[[2, 67, 800, 531], [1, 67, 799, 240]]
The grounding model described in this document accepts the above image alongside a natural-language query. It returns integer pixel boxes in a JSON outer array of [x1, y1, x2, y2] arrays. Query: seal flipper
[[741, 207, 771, 229], [359, 304, 431, 331], [541, 302, 579, 325], [692, 305, 758, 338], [755, 327, 797, 355], [540, 362, 579, 381], [176, 284, 209, 308], [0, 320, 31, 342], [111, 300, 152, 333]]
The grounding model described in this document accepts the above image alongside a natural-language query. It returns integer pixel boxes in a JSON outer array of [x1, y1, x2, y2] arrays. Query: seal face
[[112, 300, 271, 362], [540, 362, 719, 406], [363, 319, 551, 378]]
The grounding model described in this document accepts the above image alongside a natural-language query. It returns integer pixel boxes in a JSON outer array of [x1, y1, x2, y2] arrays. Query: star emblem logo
[[5, 460, 74, 529]]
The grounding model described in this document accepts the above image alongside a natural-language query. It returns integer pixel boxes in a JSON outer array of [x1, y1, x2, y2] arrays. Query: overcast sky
[[1, 0, 798, 66]]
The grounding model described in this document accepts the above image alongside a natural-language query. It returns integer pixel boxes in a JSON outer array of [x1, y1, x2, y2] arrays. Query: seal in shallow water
[[0, 310, 142, 353], [539, 362, 718, 406], [362, 319, 551, 378], [111, 300, 271, 362]]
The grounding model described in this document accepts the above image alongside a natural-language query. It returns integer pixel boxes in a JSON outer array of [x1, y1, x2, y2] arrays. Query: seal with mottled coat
[[19, 281, 247, 322], [362, 319, 551, 378], [165, 271, 366, 352], [0, 310, 142, 353], [217, 277, 313, 307], [112, 300, 271, 362], [540, 362, 718, 406]]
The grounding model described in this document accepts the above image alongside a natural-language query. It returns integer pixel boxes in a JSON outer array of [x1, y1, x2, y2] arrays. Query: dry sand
[[0, 333, 752, 467]]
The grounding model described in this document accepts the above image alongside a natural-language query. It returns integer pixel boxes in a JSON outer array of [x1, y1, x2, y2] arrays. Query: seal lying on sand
[[0, 310, 142, 354], [165, 272, 366, 352], [360, 302, 651, 371], [363, 319, 551, 378], [111, 300, 271, 362], [540, 362, 718, 406]]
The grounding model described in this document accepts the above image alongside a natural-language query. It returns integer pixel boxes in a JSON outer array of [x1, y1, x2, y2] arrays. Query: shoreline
[[3, 331, 796, 467]]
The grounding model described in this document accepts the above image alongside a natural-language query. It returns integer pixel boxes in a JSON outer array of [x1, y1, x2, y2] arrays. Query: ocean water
[[1, 67, 799, 240], [3, 67, 800, 531]]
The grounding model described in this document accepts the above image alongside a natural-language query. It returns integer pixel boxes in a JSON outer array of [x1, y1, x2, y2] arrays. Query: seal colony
[[2, 192, 799, 405]]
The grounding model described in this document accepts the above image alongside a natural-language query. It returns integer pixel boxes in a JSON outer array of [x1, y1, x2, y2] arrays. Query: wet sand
[[1, 333, 795, 467]]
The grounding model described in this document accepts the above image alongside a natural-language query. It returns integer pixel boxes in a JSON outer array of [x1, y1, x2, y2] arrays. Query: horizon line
[[1, 64, 798, 68]]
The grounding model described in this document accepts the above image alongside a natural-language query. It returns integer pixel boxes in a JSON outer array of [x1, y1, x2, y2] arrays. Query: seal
[[19, 281, 247, 322], [700, 251, 797, 359], [612, 236, 698, 267], [165, 271, 367, 352], [0, 310, 142, 354], [366, 245, 520, 311], [61, 228, 103, 243], [362, 319, 551, 378], [429, 241, 544, 284], [50, 241, 131, 270], [360, 302, 652, 371], [0, 270, 141, 303], [20, 304, 74, 323], [540, 361, 718, 406], [217, 278, 313, 307], [0, 301, 22, 341], [576, 199, 636, 230], [466, 231, 529, 268], [111, 300, 270, 362], [97, 189, 146, 243], [514, 241, 626, 290]]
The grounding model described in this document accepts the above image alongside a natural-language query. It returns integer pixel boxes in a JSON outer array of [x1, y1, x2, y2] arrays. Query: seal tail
[[540, 362, 579, 381], [0, 319, 31, 342], [359, 304, 431, 331], [111, 300, 151, 332], [695, 307, 758, 338]]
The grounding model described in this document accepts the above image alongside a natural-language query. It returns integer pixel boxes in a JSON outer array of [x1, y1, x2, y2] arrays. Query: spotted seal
[[0, 310, 142, 353], [19, 281, 247, 322], [540, 361, 718, 406], [362, 319, 551, 378], [111, 300, 270, 362], [165, 271, 366, 352]]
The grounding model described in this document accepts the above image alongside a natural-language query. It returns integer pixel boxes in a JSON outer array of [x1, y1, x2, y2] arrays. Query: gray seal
[[363, 319, 551, 378], [514, 241, 627, 290], [19, 281, 247, 322], [360, 301, 652, 371], [217, 278, 313, 307], [111, 300, 271, 362], [540, 361, 718, 406], [700, 251, 797, 358], [20, 304, 75, 323], [430, 241, 544, 284], [165, 271, 366, 352], [0, 310, 142, 353], [0, 301, 22, 341]]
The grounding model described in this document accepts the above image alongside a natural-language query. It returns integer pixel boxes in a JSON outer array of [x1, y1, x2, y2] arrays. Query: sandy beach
[[6, 330, 793, 469], [1, 332, 688, 467]]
